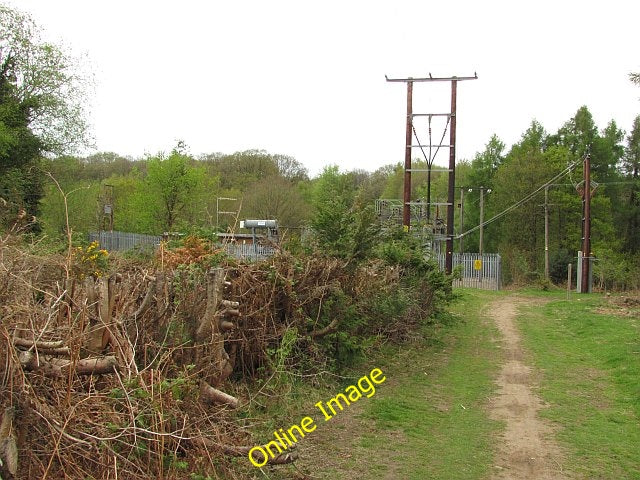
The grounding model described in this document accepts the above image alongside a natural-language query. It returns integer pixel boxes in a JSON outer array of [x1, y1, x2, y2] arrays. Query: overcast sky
[[9, 0, 640, 175]]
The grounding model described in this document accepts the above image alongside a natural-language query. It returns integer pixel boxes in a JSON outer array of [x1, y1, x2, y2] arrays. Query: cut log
[[13, 338, 63, 349], [83, 277, 109, 354], [200, 382, 239, 408], [20, 352, 118, 377], [189, 437, 297, 465], [13, 338, 70, 356], [221, 444, 298, 464], [0, 407, 18, 478], [222, 308, 241, 317], [219, 320, 235, 332], [19, 351, 63, 378], [221, 300, 239, 308], [196, 268, 224, 340], [60, 356, 119, 376], [264, 452, 298, 465]]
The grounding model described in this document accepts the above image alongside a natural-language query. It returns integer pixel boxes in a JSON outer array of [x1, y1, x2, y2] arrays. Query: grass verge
[[517, 294, 640, 479], [291, 289, 503, 479]]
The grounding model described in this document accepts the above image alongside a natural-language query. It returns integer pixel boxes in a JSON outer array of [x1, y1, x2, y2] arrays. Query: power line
[[457, 161, 579, 239], [547, 181, 637, 186]]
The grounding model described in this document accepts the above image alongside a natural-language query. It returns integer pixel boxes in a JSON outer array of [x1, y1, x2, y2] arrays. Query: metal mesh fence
[[223, 243, 277, 262], [436, 252, 501, 290], [88, 231, 161, 252]]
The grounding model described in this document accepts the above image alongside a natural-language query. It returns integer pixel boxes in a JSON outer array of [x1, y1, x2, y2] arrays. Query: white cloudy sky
[[9, 0, 640, 175]]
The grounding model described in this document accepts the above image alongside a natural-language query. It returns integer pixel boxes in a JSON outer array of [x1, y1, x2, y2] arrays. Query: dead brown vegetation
[[0, 234, 438, 479]]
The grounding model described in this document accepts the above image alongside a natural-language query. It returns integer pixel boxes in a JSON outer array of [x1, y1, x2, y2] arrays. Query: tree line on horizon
[[18, 103, 640, 289], [1, 2, 639, 289]]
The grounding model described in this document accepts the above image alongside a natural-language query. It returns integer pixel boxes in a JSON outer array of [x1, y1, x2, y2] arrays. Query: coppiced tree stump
[[196, 268, 233, 385], [83, 275, 117, 355]]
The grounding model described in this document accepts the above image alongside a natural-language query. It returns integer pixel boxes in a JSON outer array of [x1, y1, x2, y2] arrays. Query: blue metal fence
[[89, 231, 279, 264], [88, 231, 161, 252]]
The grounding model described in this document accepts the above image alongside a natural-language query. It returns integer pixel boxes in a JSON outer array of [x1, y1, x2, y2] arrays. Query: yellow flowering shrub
[[73, 241, 109, 279]]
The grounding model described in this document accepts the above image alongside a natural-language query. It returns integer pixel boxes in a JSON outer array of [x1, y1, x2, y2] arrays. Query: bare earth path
[[488, 297, 567, 480]]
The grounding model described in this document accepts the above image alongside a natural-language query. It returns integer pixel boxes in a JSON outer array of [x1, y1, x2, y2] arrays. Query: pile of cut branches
[[0, 235, 445, 479]]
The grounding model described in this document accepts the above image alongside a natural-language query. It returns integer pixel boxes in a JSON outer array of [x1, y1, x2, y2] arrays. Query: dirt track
[[488, 297, 567, 480]]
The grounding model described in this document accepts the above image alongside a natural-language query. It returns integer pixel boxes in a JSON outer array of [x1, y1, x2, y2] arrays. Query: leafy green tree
[[0, 4, 91, 226], [489, 134, 553, 274], [39, 180, 100, 238], [468, 134, 505, 189], [242, 174, 310, 227], [624, 115, 640, 178], [82, 152, 135, 179], [104, 170, 157, 234], [550, 107, 624, 181], [380, 163, 403, 199], [0, 5, 91, 153], [201, 149, 280, 190], [552, 106, 597, 157], [310, 166, 378, 261], [311, 166, 354, 253], [460, 135, 506, 251], [145, 149, 205, 232], [621, 115, 640, 252], [272, 154, 309, 182], [355, 164, 395, 206]]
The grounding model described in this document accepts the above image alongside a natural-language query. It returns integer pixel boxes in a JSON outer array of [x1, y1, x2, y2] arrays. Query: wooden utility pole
[[544, 185, 550, 280], [479, 187, 485, 255], [445, 80, 458, 272], [459, 187, 464, 254], [403, 81, 413, 230], [581, 154, 592, 293], [386, 73, 477, 274]]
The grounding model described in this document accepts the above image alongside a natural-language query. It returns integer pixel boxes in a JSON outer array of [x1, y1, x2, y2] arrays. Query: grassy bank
[[517, 294, 640, 479]]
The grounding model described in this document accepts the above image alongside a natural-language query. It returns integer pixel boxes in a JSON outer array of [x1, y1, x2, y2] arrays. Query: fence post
[[567, 263, 572, 300], [576, 251, 582, 293]]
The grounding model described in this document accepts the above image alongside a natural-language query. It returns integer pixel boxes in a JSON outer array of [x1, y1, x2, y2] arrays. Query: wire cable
[[431, 116, 450, 164], [412, 124, 430, 166], [457, 160, 580, 239], [411, 116, 451, 167]]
